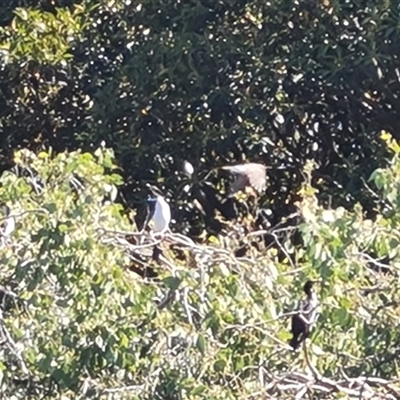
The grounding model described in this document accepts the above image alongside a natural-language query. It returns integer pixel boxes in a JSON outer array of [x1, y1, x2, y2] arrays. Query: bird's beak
[[146, 183, 162, 197]]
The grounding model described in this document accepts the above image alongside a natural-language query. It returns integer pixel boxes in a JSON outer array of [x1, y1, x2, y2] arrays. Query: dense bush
[[2, 0, 400, 398], [1, 140, 400, 399]]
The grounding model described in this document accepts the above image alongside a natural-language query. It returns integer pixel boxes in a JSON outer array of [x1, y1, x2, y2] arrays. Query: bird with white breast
[[147, 194, 171, 234]]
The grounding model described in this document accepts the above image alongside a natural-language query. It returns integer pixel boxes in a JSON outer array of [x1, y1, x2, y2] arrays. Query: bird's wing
[[247, 165, 267, 192], [229, 174, 250, 195], [291, 314, 306, 336], [297, 298, 319, 326], [222, 164, 267, 193], [221, 165, 247, 173]]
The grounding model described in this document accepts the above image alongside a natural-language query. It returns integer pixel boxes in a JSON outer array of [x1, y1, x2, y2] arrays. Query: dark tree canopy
[[1, 0, 398, 235], [2, 1, 400, 399]]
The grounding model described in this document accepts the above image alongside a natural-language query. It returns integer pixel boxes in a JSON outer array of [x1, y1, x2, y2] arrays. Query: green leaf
[[369, 169, 384, 189], [44, 203, 57, 213], [163, 276, 182, 290], [196, 334, 206, 355], [190, 385, 208, 396], [214, 359, 226, 372]]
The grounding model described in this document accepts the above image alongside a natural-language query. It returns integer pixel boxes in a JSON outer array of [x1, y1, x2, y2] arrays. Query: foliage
[[1, 0, 400, 234], [0, 147, 140, 397], [2, 1, 400, 398], [1, 144, 400, 399]]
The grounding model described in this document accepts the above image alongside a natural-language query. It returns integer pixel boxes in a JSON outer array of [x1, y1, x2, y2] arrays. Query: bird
[[147, 195, 171, 233], [289, 279, 320, 350], [221, 163, 267, 196], [0, 204, 15, 238]]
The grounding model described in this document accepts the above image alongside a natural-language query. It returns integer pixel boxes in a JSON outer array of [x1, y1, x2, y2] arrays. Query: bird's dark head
[[303, 279, 321, 294]]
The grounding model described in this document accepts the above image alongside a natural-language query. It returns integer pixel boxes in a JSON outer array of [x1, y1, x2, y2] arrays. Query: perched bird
[[0, 204, 15, 238], [147, 195, 171, 233], [289, 279, 320, 350], [221, 163, 267, 196]]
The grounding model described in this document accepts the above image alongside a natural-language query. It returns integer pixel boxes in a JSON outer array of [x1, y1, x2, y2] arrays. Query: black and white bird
[[221, 163, 267, 196], [147, 195, 171, 233], [289, 279, 320, 350]]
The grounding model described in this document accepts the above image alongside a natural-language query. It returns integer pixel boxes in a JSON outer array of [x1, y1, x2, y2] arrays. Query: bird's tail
[[288, 336, 300, 350]]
